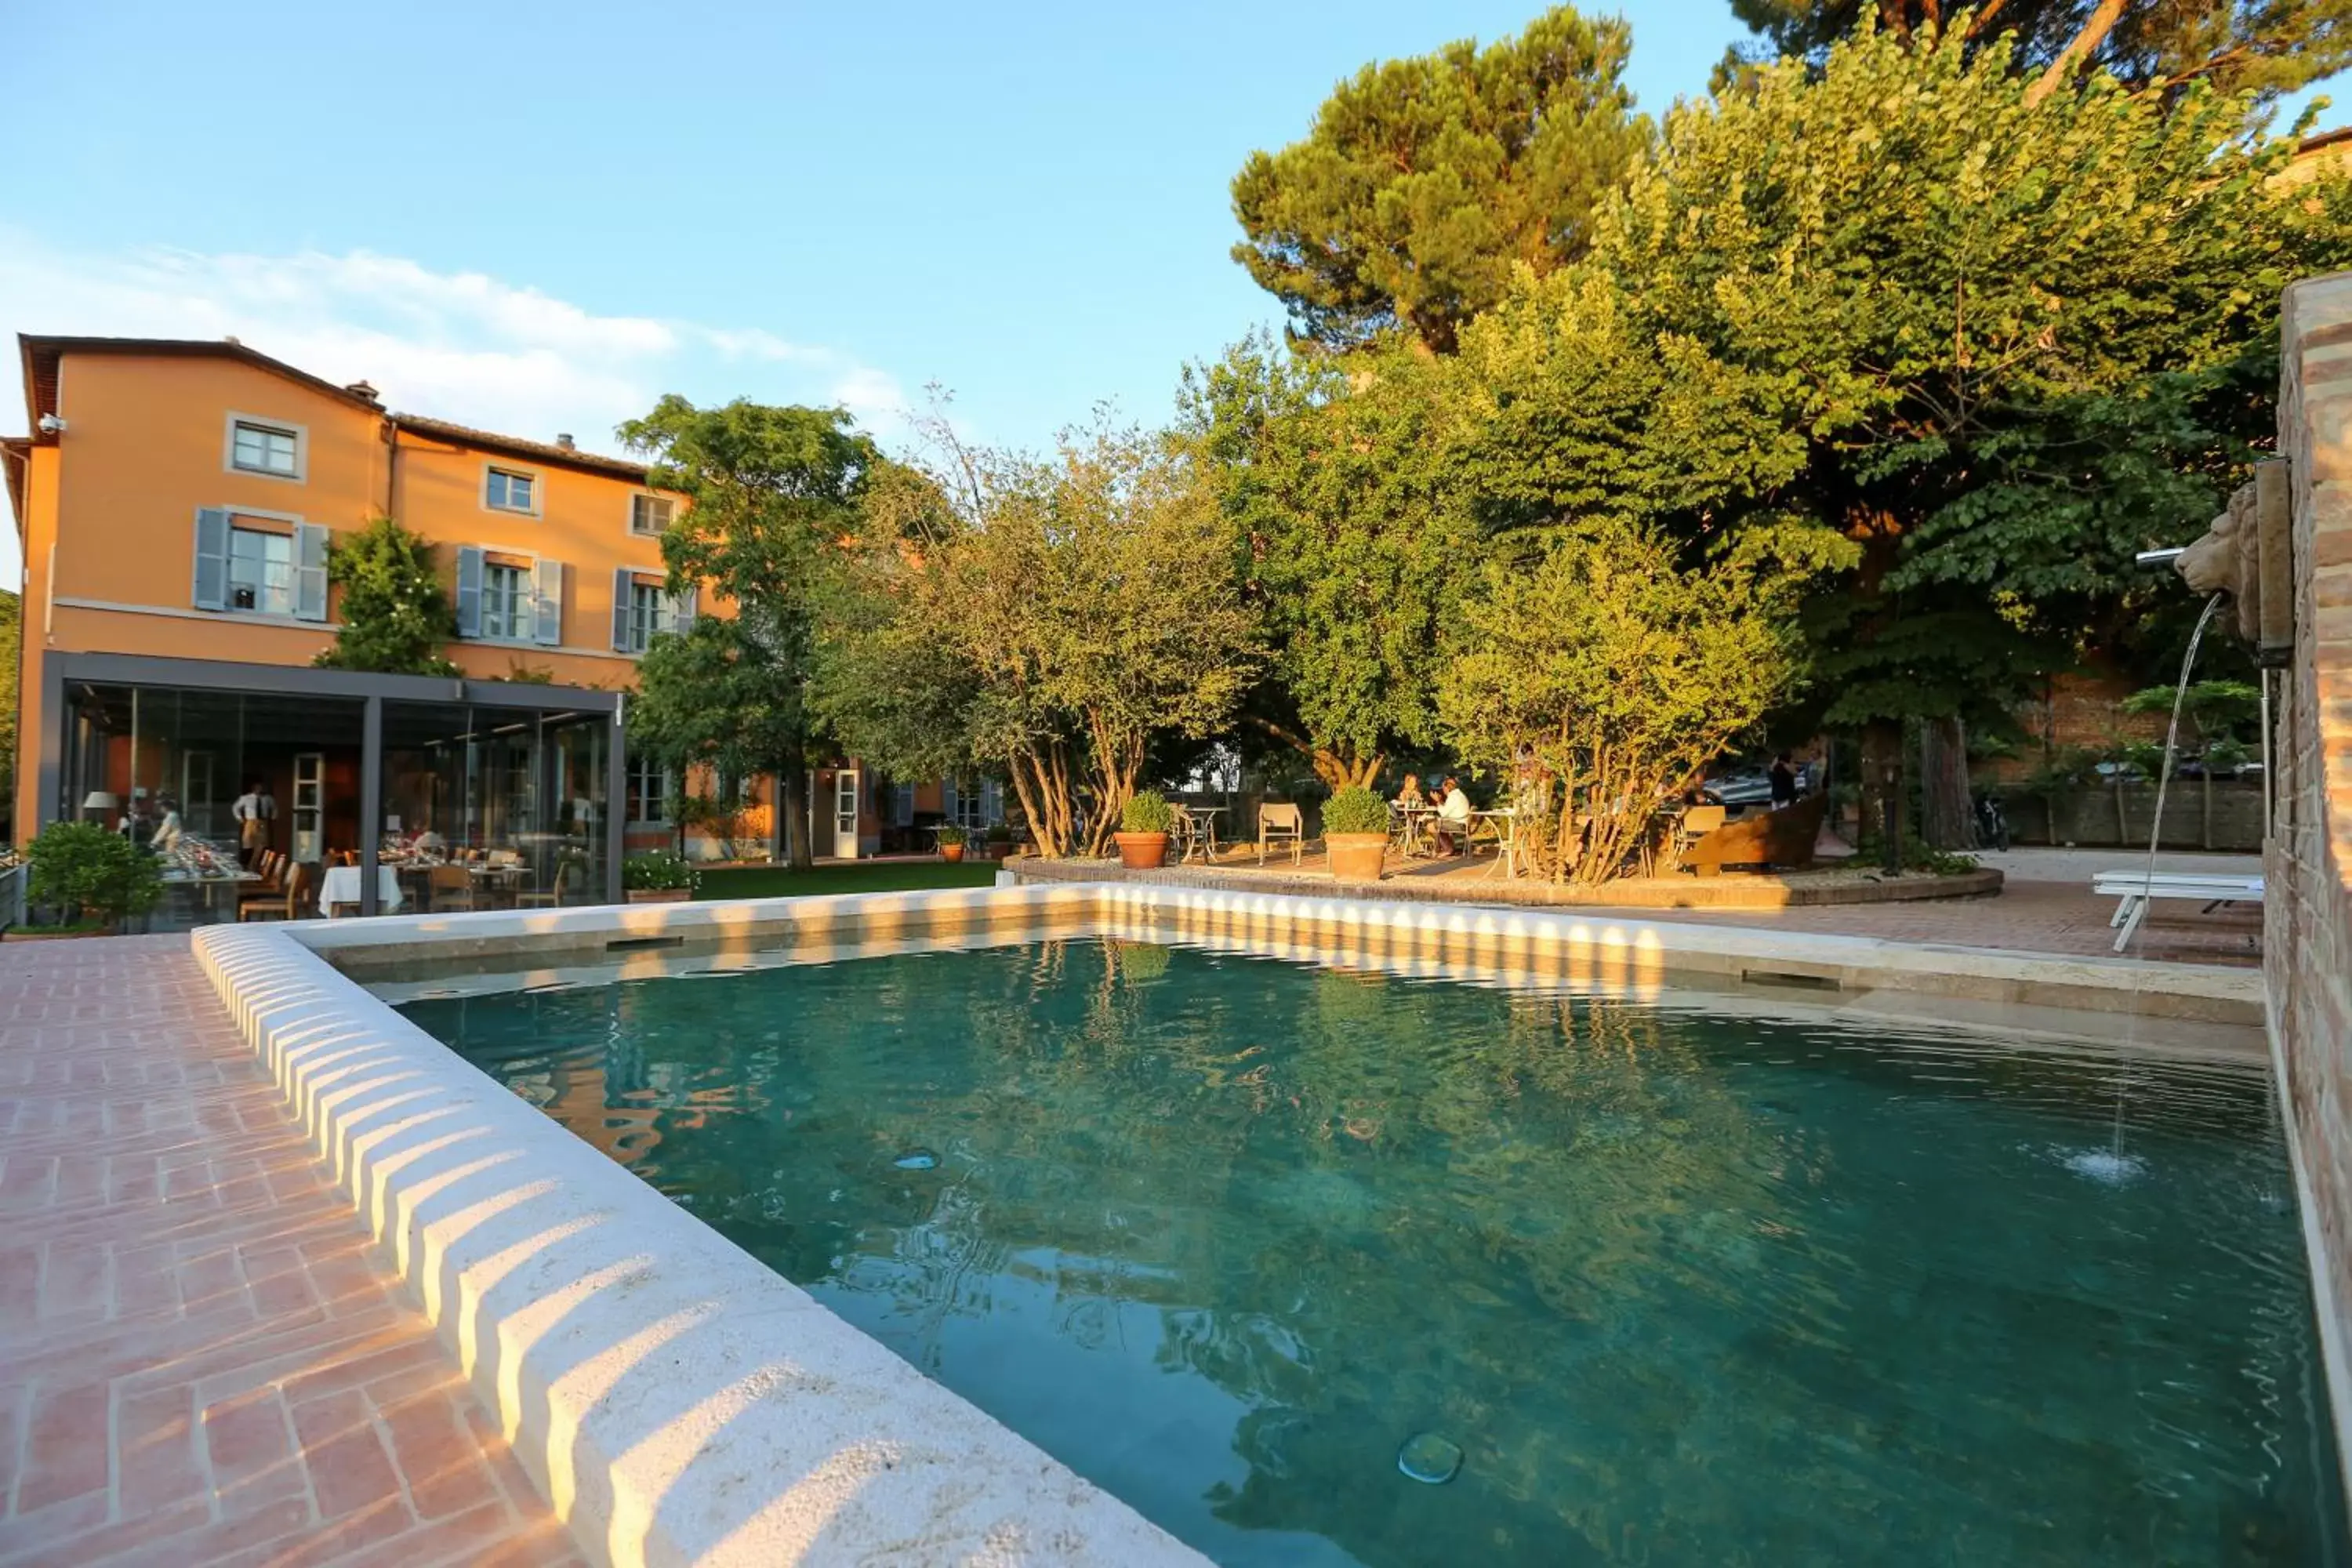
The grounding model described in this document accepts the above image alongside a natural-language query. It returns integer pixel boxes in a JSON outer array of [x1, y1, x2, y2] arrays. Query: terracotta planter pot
[[941, 843, 967, 863], [1114, 831, 1169, 870], [626, 887, 691, 904], [1325, 832, 1389, 881]]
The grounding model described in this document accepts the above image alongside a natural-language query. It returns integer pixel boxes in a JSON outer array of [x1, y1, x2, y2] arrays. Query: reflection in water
[[402, 938, 2344, 1568]]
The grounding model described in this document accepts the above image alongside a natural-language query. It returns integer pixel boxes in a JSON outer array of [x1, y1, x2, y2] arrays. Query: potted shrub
[[936, 824, 968, 863], [1322, 786, 1391, 880], [984, 823, 1015, 861], [17, 822, 164, 937], [1116, 791, 1174, 869], [622, 851, 698, 904]]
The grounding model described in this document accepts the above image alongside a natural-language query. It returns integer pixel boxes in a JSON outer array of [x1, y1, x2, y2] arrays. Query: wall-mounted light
[[36, 414, 64, 435]]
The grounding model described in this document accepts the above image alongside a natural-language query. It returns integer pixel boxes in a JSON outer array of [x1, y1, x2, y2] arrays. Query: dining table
[[1470, 808, 1523, 880], [1172, 805, 1225, 863], [318, 865, 405, 917]]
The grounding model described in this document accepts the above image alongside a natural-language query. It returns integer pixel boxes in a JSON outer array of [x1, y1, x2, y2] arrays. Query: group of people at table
[[1390, 775, 1486, 858]]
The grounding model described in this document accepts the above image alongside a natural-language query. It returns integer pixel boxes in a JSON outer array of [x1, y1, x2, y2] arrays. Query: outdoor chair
[[1258, 803, 1304, 865], [1668, 805, 1726, 867], [427, 864, 476, 913], [516, 859, 573, 909], [237, 862, 313, 924], [234, 851, 285, 917]]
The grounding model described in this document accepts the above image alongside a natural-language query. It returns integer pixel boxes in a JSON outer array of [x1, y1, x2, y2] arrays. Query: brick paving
[[0, 935, 580, 1568]]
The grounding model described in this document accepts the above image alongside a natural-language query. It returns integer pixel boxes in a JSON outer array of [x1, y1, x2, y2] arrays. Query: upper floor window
[[631, 495, 673, 535], [227, 525, 292, 615], [225, 416, 303, 480], [481, 561, 528, 640], [628, 580, 670, 650], [485, 466, 537, 514]]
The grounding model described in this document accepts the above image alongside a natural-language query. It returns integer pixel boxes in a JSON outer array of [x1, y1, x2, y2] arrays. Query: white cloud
[[0, 232, 914, 578]]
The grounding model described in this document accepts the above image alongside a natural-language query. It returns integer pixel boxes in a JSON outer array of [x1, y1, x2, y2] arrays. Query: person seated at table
[[148, 793, 184, 853], [1394, 775, 1427, 809], [1435, 776, 1472, 855]]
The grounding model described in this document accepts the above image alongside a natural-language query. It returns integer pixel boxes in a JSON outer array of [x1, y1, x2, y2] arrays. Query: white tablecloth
[[318, 866, 404, 915]]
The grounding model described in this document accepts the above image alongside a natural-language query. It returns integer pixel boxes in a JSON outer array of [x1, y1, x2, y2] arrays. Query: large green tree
[[1459, 25, 2352, 841], [1230, 5, 1649, 355], [1178, 334, 1477, 789], [818, 421, 1258, 857], [1726, 0, 2352, 107], [312, 515, 459, 677], [618, 397, 879, 869]]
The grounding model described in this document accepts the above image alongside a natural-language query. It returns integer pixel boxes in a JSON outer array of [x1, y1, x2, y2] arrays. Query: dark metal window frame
[[38, 652, 627, 913]]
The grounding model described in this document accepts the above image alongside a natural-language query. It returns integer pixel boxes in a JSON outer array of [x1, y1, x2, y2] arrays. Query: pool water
[[398, 938, 2345, 1567]]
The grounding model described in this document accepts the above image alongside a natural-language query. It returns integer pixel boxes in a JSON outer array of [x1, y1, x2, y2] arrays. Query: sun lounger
[[2092, 870, 2264, 953]]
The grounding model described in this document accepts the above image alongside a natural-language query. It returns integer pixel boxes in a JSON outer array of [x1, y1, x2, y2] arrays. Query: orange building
[[4, 335, 1007, 920], [0, 334, 710, 916]]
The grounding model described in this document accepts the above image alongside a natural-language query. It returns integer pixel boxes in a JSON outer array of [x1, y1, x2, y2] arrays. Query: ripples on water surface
[[397, 938, 2345, 1568]]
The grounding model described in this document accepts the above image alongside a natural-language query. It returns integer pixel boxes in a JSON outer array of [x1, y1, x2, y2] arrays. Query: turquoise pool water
[[397, 937, 2344, 1566]]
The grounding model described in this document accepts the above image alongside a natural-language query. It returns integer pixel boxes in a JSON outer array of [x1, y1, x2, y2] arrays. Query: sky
[[2, 1, 2345, 586]]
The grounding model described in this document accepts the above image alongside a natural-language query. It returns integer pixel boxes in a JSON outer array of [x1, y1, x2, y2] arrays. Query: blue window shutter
[[942, 777, 958, 822], [892, 783, 913, 826], [455, 546, 485, 637], [191, 507, 230, 611], [293, 522, 331, 622], [612, 567, 635, 652], [532, 558, 564, 646]]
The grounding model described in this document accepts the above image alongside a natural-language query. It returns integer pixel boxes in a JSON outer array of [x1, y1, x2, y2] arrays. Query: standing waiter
[[232, 779, 269, 868]]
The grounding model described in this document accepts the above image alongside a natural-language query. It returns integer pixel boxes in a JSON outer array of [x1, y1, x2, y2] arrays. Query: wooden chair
[[238, 862, 313, 923], [1668, 805, 1727, 867], [516, 859, 573, 909], [1258, 803, 1304, 866], [427, 864, 476, 913], [234, 851, 285, 917]]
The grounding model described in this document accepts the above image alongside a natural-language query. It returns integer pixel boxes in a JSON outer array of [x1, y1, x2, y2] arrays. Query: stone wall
[[2267, 271, 2352, 1477], [2005, 782, 2267, 849]]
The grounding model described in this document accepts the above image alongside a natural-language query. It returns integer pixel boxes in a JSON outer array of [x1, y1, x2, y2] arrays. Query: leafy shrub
[[622, 851, 698, 892], [1121, 790, 1174, 835], [935, 824, 968, 847], [985, 822, 1014, 844], [313, 515, 460, 677], [1322, 786, 1390, 836], [27, 822, 163, 926], [1904, 844, 1980, 877]]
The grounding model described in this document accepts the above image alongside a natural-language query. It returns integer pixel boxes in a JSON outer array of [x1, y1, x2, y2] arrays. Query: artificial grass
[[693, 860, 1004, 901]]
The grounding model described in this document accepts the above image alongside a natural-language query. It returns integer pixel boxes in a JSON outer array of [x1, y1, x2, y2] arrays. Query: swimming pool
[[395, 933, 2343, 1567]]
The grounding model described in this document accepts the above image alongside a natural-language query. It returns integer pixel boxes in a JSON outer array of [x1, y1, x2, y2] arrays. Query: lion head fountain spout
[[2159, 459, 2292, 666]]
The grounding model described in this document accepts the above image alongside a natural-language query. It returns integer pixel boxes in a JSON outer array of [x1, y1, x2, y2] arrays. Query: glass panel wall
[[56, 682, 366, 929], [53, 679, 614, 927], [380, 701, 610, 916]]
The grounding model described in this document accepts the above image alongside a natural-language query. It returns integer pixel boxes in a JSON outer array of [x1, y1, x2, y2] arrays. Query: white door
[[833, 769, 860, 859]]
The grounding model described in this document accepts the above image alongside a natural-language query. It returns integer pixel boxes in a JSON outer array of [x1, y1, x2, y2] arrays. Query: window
[[631, 495, 673, 535], [481, 561, 528, 640], [485, 467, 537, 514], [227, 527, 292, 615], [627, 581, 670, 652], [228, 419, 300, 478], [626, 757, 670, 824]]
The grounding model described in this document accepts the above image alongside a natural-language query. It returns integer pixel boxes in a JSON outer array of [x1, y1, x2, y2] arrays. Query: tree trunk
[[779, 742, 812, 869], [1918, 717, 1974, 851], [1860, 720, 1904, 865], [1312, 749, 1385, 791], [2025, 0, 2127, 104]]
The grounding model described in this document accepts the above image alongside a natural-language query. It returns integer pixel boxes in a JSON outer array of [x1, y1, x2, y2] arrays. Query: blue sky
[[2, 1, 2343, 583]]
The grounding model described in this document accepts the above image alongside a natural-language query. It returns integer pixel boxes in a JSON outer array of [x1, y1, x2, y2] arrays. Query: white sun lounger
[[2092, 870, 2264, 953]]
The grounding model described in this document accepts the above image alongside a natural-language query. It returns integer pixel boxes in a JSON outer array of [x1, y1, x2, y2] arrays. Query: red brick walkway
[[0, 935, 579, 1567]]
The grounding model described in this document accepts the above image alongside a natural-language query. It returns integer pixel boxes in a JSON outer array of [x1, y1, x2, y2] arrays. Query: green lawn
[[694, 860, 1004, 901]]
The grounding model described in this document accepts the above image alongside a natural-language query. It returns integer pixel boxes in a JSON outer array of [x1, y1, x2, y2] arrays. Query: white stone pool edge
[[191, 881, 2269, 1568]]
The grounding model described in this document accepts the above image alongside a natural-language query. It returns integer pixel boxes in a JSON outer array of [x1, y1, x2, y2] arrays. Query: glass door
[[292, 753, 325, 863], [833, 768, 860, 859]]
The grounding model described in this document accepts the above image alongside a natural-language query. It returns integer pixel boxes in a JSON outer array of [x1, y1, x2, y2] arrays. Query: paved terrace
[[0, 935, 578, 1568], [1011, 845, 2266, 967]]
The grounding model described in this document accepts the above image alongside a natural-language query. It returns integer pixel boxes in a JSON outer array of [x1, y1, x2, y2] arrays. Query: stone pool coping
[[193, 882, 2270, 1566]]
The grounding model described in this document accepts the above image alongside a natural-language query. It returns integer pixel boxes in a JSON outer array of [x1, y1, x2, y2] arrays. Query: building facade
[[3, 334, 1004, 917]]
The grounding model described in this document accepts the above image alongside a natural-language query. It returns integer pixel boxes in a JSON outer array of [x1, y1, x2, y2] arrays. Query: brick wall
[[2267, 270, 2352, 1481]]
